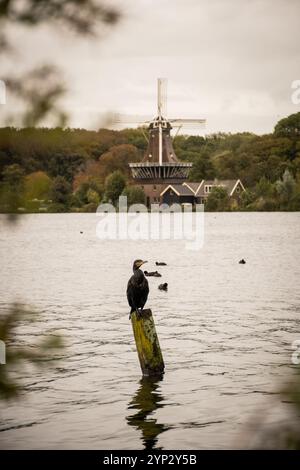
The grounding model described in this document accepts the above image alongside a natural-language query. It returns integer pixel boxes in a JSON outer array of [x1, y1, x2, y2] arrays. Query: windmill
[[114, 79, 206, 204]]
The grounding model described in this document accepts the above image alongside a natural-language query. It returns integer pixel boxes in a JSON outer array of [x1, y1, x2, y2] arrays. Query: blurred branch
[[0, 303, 64, 400], [0, 0, 120, 42], [5, 65, 67, 127], [0, 0, 121, 129], [238, 366, 300, 449], [0, 0, 121, 221]]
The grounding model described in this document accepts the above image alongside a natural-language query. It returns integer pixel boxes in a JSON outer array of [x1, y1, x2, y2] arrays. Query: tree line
[[0, 112, 299, 212]]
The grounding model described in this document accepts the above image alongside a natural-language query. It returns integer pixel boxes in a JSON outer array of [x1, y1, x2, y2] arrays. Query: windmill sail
[[129, 78, 207, 179], [157, 78, 167, 118]]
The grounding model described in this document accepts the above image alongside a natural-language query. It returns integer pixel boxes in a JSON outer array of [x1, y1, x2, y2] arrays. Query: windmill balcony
[[129, 162, 192, 167], [129, 162, 192, 181]]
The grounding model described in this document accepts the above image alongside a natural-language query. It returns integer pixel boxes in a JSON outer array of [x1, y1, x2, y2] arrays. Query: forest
[[0, 111, 299, 212]]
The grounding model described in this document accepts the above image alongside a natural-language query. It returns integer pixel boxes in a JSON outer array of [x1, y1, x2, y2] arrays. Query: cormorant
[[158, 283, 168, 291], [127, 260, 149, 319], [239, 259, 246, 264]]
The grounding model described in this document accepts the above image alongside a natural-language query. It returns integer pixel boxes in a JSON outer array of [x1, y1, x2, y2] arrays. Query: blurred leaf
[[5, 65, 67, 127], [0, 0, 120, 42], [0, 303, 65, 400]]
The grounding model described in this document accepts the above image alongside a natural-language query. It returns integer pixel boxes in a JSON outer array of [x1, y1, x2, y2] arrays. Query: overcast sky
[[1, 0, 300, 134]]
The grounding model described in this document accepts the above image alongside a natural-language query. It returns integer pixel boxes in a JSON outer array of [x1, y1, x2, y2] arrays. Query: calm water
[[0, 213, 299, 449]]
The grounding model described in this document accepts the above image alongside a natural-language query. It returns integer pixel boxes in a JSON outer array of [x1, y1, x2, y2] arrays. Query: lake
[[0, 212, 299, 449]]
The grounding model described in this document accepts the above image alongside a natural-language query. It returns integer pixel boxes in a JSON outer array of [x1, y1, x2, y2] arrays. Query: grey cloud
[[0, 0, 299, 133]]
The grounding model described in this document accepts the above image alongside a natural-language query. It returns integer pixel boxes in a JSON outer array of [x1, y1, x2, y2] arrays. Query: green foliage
[[274, 112, 300, 138], [0, 164, 25, 213], [188, 151, 216, 180], [174, 134, 206, 153], [50, 176, 72, 209], [0, 127, 136, 179], [120, 128, 148, 151], [104, 170, 126, 206], [122, 185, 146, 206], [255, 177, 275, 198], [86, 188, 100, 205], [47, 151, 85, 182], [0, 112, 300, 212], [239, 189, 256, 210], [75, 177, 104, 207], [2, 163, 25, 186], [275, 169, 297, 210], [24, 171, 52, 200], [205, 186, 230, 211]]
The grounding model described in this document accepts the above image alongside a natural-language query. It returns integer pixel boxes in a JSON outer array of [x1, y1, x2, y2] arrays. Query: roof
[[197, 179, 245, 197], [182, 181, 204, 195], [160, 179, 245, 198], [160, 184, 195, 197]]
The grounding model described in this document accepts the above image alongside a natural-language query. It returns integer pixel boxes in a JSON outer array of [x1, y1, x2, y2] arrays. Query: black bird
[[127, 260, 149, 319], [144, 271, 162, 277], [239, 259, 246, 264], [158, 283, 168, 291], [156, 262, 167, 266]]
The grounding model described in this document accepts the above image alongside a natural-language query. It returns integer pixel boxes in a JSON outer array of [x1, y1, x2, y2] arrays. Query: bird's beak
[[140, 260, 148, 266]]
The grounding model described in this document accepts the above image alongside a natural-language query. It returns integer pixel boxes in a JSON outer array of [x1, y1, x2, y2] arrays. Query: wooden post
[[131, 309, 164, 376]]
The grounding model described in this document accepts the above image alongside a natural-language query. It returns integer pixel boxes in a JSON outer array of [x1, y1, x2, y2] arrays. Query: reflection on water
[[127, 376, 169, 450]]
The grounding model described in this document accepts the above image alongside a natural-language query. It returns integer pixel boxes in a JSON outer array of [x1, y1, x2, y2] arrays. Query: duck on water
[[144, 271, 162, 277], [158, 283, 168, 291]]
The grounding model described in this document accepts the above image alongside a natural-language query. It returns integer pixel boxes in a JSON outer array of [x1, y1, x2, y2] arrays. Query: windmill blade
[[111, 113, 152, 125], [157, 78, 167, 118], [169, 118, 206, 127]]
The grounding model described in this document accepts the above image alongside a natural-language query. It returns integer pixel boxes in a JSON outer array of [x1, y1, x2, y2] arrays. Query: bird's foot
[[137, 308, 143, 318]]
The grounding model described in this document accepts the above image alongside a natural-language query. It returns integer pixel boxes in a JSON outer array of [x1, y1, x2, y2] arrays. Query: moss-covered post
[[131, 309, 164, 376]]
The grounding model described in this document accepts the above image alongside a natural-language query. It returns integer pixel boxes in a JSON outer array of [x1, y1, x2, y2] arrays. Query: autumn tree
[[24, 171, 52, 201], [104, 170, 126, 206], [98, 144, 140, 181], [50, 176, 72, 211]]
